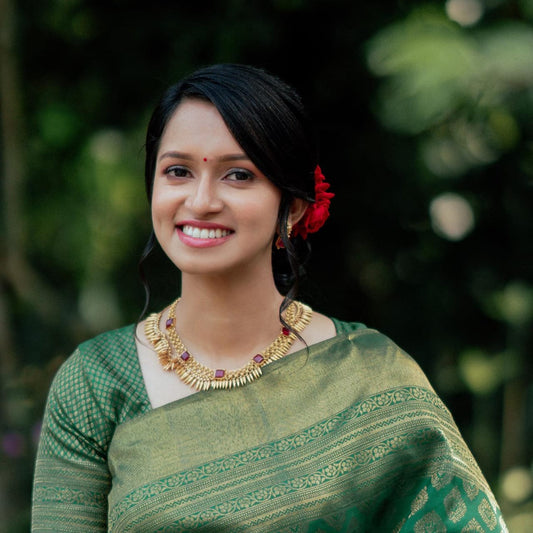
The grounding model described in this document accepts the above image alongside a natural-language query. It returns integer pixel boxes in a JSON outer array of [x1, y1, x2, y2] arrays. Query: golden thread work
[[145, 299, 312, 391]]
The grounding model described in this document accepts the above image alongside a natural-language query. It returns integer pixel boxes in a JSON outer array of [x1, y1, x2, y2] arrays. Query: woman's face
[[151, 98, 282, 278]]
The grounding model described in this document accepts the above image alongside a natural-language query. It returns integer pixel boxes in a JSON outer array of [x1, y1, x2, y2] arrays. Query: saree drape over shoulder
[[32, 320, 507, 532]]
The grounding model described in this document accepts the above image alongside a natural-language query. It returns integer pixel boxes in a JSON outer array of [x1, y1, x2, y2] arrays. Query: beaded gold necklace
[[144, 298, 312, 391]]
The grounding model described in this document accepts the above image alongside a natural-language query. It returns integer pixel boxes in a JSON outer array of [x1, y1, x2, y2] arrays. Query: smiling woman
[[31, 64, 506, 532], [151, 99, 284, 276]]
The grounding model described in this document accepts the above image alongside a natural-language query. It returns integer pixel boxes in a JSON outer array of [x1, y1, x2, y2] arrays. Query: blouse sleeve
[[32, 348, 113, 532]]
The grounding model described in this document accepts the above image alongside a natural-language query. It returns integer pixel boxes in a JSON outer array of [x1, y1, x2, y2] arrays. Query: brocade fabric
[[32, 320, 507, 532]]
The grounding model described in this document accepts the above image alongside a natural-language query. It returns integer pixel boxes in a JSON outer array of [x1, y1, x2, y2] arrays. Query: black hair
[[140, 64, 318, 321]]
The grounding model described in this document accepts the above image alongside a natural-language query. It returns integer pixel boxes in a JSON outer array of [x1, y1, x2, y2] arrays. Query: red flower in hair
[[292, 165, 334, 239]]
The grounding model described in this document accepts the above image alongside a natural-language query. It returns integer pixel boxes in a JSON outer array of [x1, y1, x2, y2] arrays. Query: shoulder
[[326, 317, 434, 393], [49, 324, 148, 425], [330, 315, 368, 335], [55, 325, 136, 391], [77, 324, 137, 361], [325, 320, 504, 500], [298, 311, 366, 348]]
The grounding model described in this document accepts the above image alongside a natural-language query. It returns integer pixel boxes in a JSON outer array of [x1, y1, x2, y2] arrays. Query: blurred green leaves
[[37, 103, 82, 147], [366, 5, 533, 177], [365, 7, 533, 528], [366, 7, 480, 134]]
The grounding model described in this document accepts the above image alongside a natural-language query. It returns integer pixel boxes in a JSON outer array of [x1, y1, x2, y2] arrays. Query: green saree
[[32, 320, 507, 532]]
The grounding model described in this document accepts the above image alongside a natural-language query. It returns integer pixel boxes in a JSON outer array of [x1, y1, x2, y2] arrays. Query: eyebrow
[[157, 151, 250, 163]]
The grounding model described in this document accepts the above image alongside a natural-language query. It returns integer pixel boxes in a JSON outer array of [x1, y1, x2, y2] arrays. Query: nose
[[185, 175, 223, 216]]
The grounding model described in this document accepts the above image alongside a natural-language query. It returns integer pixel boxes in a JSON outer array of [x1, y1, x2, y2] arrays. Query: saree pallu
[[32, 322, 507, 531]]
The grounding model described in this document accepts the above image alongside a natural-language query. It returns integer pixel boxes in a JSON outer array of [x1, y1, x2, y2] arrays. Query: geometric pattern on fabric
[[32, 322, 507, 532]]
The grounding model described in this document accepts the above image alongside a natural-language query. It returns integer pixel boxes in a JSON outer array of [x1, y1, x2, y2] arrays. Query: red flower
[[292, 165, 334, 239]]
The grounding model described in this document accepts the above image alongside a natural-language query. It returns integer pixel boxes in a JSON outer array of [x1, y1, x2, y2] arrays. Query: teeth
[[182, 225, 230, 239]]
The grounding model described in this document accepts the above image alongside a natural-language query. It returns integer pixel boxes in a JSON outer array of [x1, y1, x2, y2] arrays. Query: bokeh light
[[89, 129, 126, 164], [501, 466, 533, 504], [458, 349, 505, 395], [446, 0, 484, 27], [429, 192, 475, 241]]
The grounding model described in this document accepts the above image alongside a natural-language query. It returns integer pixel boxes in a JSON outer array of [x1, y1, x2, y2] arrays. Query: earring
[[275, 222, 292, 250]]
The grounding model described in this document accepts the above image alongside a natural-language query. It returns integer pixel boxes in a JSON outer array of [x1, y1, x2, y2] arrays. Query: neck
[[173, 269, 286, 366]]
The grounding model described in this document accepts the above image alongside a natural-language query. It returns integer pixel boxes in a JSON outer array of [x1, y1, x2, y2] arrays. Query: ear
[[288, 198, 309, 226]]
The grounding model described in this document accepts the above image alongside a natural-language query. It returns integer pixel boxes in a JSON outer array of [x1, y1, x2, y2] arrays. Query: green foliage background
[[1, 0, 532, 530]]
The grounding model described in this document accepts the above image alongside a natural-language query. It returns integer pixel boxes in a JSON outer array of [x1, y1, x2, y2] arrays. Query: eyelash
[[163, 166, 254, 182], [225, 169, 254, 182], [165, 166, 190, 178]]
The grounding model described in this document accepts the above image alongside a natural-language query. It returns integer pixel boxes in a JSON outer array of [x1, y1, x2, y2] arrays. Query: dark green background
[[1, 0, 532, 530]]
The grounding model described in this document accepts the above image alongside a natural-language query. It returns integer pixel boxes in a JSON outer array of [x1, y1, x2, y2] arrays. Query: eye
[[225, 169, 254, 182], [165, 165, 190, 178]]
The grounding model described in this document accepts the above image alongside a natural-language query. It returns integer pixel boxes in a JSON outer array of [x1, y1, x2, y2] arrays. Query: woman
[[32, 64, 506, 531]]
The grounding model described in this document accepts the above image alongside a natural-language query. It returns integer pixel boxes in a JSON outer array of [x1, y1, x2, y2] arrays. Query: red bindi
[[203, 157, 207, 162]]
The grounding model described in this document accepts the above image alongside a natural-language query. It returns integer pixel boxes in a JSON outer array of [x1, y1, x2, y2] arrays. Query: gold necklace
[[144, 298, 312, 391]]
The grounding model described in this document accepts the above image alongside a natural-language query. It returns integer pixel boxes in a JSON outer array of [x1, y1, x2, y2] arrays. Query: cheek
[[150, 194, 164, 226], [244, 200, 280, 234], [151, 195, 175, 237], [151, 184, 177, 219]]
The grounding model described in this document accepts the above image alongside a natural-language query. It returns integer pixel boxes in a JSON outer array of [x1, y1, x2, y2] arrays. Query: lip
[[176, 221, 234, 248]]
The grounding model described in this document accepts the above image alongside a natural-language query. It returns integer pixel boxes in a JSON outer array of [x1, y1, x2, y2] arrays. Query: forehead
[[159, 99, 242, 154]]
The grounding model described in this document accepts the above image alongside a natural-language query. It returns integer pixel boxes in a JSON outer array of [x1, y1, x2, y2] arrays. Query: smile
[[181, 225, 233, 239]]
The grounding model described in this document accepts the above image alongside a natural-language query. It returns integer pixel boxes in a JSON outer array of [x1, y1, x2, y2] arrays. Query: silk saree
[[32, 320, 507, 531]]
